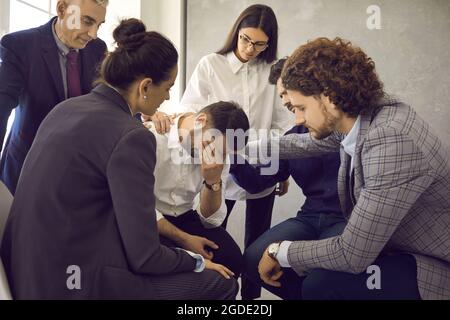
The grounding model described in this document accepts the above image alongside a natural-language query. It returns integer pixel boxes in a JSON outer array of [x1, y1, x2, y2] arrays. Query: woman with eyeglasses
[[180, 4, 293, 300]]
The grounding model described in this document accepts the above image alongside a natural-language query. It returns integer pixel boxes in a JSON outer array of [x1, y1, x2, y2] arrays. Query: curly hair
[[268, 57, 288, 85], [281, 37, 384, 116]]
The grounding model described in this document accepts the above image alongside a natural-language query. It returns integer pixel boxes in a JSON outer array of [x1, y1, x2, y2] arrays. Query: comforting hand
[[146, 112, 173, 134], [205, 260, 235, 279], [276, 179, 290, 197], [184, 234, 219, 260], [141, 114, 153, 122], [258, 249, 283, 288]]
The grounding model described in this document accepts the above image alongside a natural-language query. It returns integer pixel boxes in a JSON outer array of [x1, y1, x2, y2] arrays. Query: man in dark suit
[[0, 0, 108, 194]]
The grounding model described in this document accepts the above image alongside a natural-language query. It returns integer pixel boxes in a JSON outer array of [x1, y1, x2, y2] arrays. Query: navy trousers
[[161, 210, 243, 277], [222, 191, 276, 299]]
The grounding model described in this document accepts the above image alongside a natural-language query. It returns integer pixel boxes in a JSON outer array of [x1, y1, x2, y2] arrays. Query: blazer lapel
[[340, 97, 400, 217], [337, 148, 353, 218], [80, 48, 95, 94], [352, 113, 372, 202], [40, 18, 65, 101]]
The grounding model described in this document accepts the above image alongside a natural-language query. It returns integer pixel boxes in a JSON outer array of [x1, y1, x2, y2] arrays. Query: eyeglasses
[[239, 34, 269, 52]]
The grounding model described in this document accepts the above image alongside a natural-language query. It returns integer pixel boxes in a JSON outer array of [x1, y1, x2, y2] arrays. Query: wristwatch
[[203, 180, 222, 192], [267, 242, 282, 260]]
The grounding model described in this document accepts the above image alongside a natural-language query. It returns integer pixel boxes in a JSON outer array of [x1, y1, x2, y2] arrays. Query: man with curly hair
[[230, 58, 346, 300], [255, 37, 449, 300]]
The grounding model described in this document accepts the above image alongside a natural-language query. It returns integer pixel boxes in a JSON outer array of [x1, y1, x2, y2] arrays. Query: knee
[[228, 249, 244, 278], [219, 237, 243, 277], [199, 269, 240, 300], [213, 273, 240, 300], [227, 277, 240, 300], [242, 243, 264, 283]]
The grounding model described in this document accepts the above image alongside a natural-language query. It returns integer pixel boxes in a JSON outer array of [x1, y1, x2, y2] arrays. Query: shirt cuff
[[196, 201, 227, 228], [155, 209, 164, 222], [276, 241, 293, 268], [182, 249, 205, 273]]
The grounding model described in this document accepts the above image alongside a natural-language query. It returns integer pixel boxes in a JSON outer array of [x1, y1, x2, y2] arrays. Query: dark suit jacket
[[0, 17, 107, 194], [0, 84, 197, 300]]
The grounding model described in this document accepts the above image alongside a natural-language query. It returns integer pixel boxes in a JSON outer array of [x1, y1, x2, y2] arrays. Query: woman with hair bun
[[1, 18, 238, 300]]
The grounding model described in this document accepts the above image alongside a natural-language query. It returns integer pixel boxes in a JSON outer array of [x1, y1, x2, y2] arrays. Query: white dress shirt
[[276, 116, 362, 268], [178, 249, 205, 272], [341, 115, 361, 172], [52, 20, 77, 99], [181, 52, 294, 200], [148, 116, 229, 228]]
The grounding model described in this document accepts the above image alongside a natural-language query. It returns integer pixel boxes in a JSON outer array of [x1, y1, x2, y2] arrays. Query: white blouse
[[181, 52, 294, 201]]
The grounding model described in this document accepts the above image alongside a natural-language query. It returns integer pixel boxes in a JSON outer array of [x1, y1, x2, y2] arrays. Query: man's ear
[[195, 112, 208, 128], [139, 78, 153, 98], [56, 0, 68, 19], [320, 94, 337, 111]]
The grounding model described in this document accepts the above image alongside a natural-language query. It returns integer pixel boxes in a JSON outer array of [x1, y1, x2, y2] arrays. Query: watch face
[[212, 184, 221, 192], [268, 243, 280, 259]]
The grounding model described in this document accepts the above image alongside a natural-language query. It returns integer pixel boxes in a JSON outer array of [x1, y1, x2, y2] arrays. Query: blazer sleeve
[[287, 126, 433, 274], [0, 34, 25, 147], [247, 132, 342, 164], [106, 127, 196, 275], [229, 154, 290, 194]]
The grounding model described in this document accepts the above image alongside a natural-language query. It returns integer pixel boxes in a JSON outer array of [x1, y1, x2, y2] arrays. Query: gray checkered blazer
[[271, 98, 449, 300]]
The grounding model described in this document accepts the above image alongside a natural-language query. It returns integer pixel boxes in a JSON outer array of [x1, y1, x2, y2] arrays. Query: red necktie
[[66, 50, 82, 98]]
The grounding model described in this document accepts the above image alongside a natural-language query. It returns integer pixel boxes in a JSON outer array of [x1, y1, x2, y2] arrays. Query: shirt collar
[[167, 116, 184, 149], [341, 115, 361, 158], [227, 52, 246, 74], [52, 19, 78, 56]]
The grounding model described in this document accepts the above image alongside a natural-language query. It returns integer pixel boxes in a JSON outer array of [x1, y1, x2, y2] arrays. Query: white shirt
[[181, 52, 294, 200], [341, 115, 361, 172], [148, 116, 229, 228], [277, 116, 362, 268]]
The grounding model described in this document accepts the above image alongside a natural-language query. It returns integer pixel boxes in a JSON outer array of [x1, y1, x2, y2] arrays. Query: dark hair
[[99, 19, 178, 90], [268, 57, 288, 85], [199, 101, 250, 148], [282, 37, 384, 116], [217, 4, 278, 64]]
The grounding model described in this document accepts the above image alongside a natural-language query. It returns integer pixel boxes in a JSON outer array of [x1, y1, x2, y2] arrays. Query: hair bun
[[113, 18, 147, 50]]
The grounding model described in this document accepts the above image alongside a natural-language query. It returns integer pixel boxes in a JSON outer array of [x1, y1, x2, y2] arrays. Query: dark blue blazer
[[0, 17, 107, 194]]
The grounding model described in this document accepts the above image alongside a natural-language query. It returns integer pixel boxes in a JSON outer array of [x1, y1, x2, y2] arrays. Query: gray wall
[[0, 0, 10, 36], [186, 0, 450, 251]]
